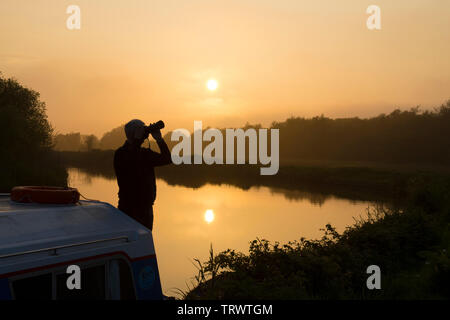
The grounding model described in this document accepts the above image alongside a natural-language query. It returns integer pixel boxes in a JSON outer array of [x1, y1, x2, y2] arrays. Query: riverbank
[[0, 150, 67, 193], [57, 150, 450, 203], [184, 177, 450, 299]]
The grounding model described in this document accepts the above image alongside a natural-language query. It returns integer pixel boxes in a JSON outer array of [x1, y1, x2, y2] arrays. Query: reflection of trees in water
[[268, 187, 330, 206], [156, 165, 391, 204], [68, 164, 333, 205], [68, 168, 94, 185], [61, 152, 390, 205]]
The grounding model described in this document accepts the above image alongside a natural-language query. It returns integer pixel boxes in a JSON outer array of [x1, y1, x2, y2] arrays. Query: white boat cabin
[[0, 195, 163, 300]]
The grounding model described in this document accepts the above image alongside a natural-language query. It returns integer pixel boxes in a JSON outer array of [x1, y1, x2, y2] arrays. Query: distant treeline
[[53, 126, 126, 151], [55, 101, 450, 166], [274, 102, 450, 164]]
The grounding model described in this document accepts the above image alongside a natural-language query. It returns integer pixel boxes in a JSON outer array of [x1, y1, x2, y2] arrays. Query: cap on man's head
[[125, 119, 146, 142]]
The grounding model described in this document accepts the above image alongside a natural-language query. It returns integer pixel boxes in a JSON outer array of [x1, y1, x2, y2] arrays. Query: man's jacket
[[113, 139, 172, 218]]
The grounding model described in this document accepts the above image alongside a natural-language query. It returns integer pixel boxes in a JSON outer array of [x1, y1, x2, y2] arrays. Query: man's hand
[[150, 129, 163, 141]]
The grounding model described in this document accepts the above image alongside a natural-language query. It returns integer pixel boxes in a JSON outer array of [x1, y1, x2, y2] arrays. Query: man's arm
[[155, 137, 172, 165], [144, 135, 172, 167]]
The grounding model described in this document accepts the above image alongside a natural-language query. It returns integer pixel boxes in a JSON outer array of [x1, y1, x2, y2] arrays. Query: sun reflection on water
[[204, 209, 215, 224]]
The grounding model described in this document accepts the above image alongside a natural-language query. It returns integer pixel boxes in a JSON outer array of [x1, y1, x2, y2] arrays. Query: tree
[[53, 132, 83, 151], [100, 125, 126, 150], [84, 134, 99, 151], [0, 74, 67, 191], [0, 75, 53, 155]]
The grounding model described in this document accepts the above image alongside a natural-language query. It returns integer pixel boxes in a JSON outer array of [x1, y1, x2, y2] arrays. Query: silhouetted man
[[114, 119, 172, 230]]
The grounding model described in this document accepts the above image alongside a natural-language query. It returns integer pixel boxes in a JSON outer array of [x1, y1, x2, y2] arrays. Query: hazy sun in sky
[[206, 79, 218, 91], [204, 209, 215, 223], [1, 1, 449, 136]]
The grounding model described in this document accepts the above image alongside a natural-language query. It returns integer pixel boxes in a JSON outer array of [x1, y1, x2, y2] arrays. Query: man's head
[[125, 119, 147, 146]]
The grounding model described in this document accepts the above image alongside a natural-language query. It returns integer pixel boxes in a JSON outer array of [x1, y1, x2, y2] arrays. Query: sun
[[204, 209, 215, 224], [206, 79, 218, 91]]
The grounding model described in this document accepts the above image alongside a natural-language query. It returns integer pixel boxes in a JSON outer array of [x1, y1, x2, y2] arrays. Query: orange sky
[[1, 0, 449, 136]]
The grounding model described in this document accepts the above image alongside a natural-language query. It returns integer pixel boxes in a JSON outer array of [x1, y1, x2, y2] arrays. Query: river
[[67, 168, 375, 297]]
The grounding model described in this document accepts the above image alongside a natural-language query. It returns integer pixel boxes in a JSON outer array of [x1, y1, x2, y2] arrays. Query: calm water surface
[[68, 168, 374, 297]]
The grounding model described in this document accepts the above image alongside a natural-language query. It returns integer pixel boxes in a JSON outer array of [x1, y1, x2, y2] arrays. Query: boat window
[[56, 265, 106, 300], [118, 259, 136, 300], [12, 273, 52, 300], [10, 257, 135, 300]]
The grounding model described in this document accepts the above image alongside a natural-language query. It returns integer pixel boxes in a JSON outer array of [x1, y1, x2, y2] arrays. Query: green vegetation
[[0, 74, 67, 192], [184, 177, 450, 299]]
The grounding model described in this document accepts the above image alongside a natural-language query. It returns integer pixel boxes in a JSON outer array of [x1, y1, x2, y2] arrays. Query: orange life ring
[[10, 186, 80, 204]]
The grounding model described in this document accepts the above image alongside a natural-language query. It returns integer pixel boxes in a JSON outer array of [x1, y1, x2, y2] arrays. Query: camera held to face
[[145, 120, 165, 135], [132, 120, 165, 141]]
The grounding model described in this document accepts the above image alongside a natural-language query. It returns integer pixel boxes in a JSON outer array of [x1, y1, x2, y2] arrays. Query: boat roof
[[0, 194, 150, 259]]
